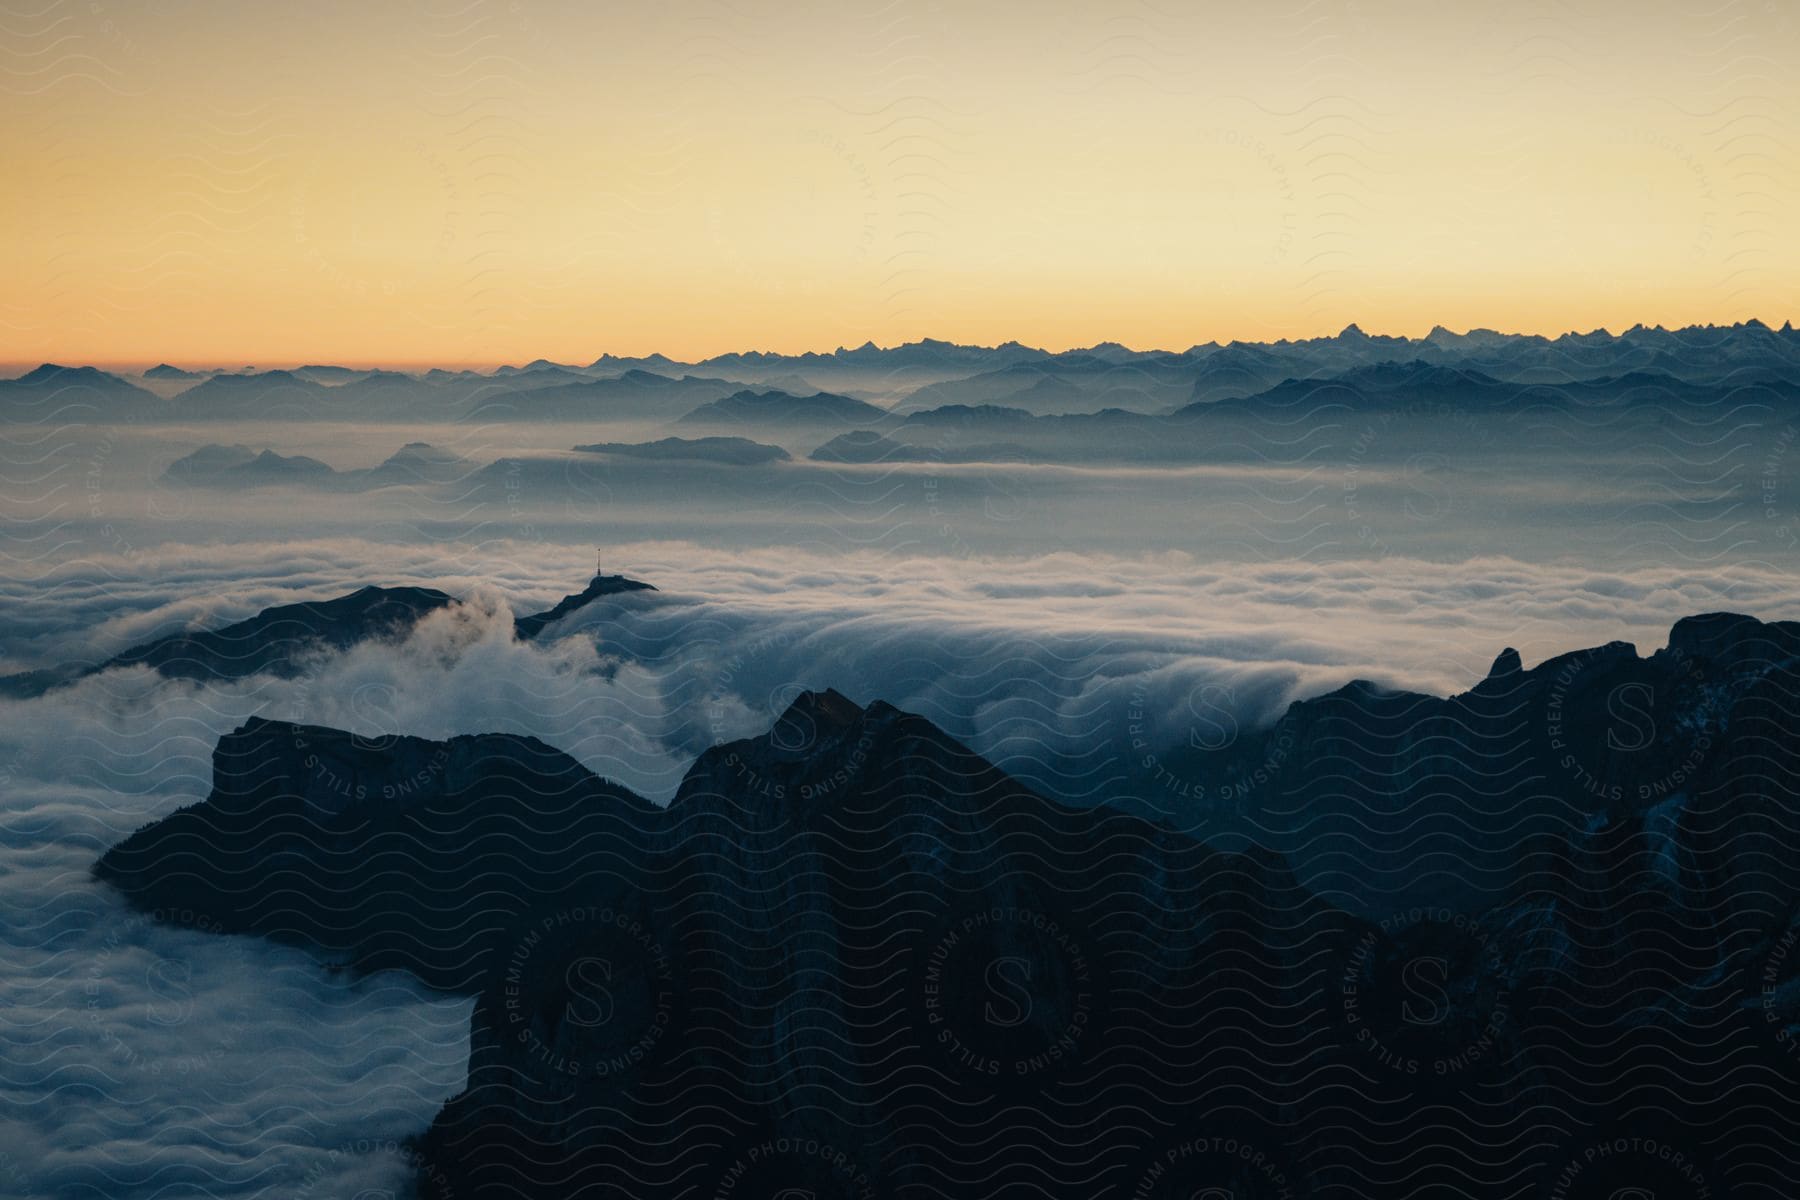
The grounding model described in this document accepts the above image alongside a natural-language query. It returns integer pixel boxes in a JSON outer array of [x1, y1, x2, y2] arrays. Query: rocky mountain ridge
[[88, 612, 1800, 1197]]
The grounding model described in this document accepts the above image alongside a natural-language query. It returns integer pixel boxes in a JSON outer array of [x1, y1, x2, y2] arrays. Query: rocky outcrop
[[93, 716, 662, 991], [90, 616, 1800, 1197], [1167, 612, 1800, 916]]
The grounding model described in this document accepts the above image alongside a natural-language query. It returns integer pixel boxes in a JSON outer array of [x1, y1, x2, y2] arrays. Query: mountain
[[674, 387, 888, 431], [289, 364, 369, 384], [699, 337, 1048, 371], [161, 444, 335, 486], [587, 351, 687, 374], [882, 404, 1177, 463], [94, 584, 454, 683], [810, 428, 1037, 464], [1177, 610, 1800, 913], [1176, 359, 1520, 416], [159, 441, 470, 489], [161, 443, 260, 481], [898, 352, 1204, 415], [93, 644, 1800, 1195], [494, 358, 585, 376], [13, 322, 1799, 426], [94, 716, 664, 990], [0, 584, 455, 697], [691, 338, 1053, 397], [571, 435, 790, 465], [474, 370, 742, 421], [0, 363, 162, 422], [359, 442, 465, 487], [1171, 358, 1800, 419], [512, 572, 657, 640], [808, 430, 921, 462], [97, 691, 1357, 1196], [170, 369, 333, 419], [2, 569, 655, 698]]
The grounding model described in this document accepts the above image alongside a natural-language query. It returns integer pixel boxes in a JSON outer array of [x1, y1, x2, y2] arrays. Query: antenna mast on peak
[[595, 548, 604, 578]]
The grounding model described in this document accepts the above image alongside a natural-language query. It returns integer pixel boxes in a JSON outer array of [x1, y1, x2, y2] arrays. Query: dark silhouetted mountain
[[1176, 358, 1800, 419], [159, 441, 470, 490], [171, 369, 333, 418], [229, 447, 333, 479], [809, 428, 1038, 464], [494, 358, 586, 376], [14, 321, 1800, 425], [0, 585, 455, 698], [143, 363, 208, 380], [161, 444, 335, 486], [898, 352, 1203, 415], [359, 441, 471, 486], [97, 584, 454, 683], [2, 567, 654, 698], [807, 429, 910, 462], [161, 443, 259, 480], [512, 572, 657, 640], [94, 716, 664, 990], [94, 641, 1800, 1195], [1178, 359, 1516, 416], [0, 363, 161, 422], [883, 404, 1177, 463], [571, 435, 790, 465], [98, 690, 1357, 1195], [674, 386, 888, 430], [1172, 611, 1800, 914]]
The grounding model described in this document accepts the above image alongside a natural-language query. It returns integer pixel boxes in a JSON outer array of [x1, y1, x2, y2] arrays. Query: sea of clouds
[[5, 531, 1800, 1197]]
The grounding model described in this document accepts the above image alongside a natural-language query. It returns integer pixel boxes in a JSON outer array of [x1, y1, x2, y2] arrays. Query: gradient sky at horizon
[[2, 0, 1796, 366]]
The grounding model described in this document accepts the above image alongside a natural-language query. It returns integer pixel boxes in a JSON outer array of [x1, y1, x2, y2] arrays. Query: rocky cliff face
[[92, 617, 1800, 1197]]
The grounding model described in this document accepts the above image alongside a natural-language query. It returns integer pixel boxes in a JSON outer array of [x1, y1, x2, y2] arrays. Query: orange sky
[[2, 0, 1796, 367]]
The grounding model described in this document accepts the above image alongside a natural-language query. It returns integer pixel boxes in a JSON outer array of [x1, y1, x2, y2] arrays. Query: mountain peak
[[513, 571, 656, 640], [16, 363, 117, 385], [774, 687, 865, 736], [1664, 610, 1800, 670]]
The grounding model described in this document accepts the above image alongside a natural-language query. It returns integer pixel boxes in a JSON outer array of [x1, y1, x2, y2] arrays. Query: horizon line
[[7, 315, 1798, 376]]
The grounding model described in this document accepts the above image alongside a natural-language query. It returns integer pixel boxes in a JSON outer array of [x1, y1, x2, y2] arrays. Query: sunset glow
[[4, 0, 1795, 366]]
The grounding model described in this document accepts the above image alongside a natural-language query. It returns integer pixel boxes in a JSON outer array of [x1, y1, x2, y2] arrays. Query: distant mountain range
[[673, 387, 887, 431], [10, 320, 1800, 424], [91, 608, 1800, 1198], [570, 435, 791, 465], [161, 441, 472, 489]]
